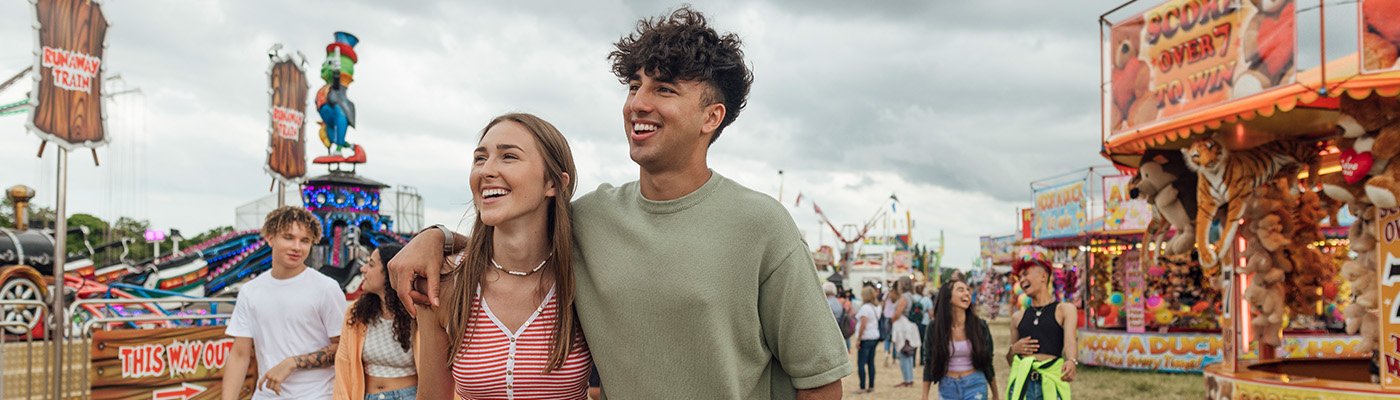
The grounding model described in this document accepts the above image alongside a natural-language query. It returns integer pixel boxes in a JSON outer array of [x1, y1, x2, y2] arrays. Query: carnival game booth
[[1076, 220, 1364, 373], [1077, 166, 1348, 374], [1029, 169, 1239, 373], [1025, 170, 1120, 316], [977, 267, 1014, 319], [1100, 0, 1400, 396], [978, 234, 1018, 318], [1026, 168, 1158, 328]]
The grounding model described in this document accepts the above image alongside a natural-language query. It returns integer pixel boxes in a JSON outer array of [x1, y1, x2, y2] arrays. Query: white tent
[[233, 190, 300, 231]]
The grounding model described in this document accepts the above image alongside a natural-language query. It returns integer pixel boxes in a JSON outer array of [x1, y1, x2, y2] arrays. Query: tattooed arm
[[258, 336, 340, 395], [294, 337, 341, 368]]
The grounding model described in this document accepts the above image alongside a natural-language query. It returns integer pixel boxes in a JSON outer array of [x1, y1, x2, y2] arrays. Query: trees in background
[[1, 202, 231, 266]]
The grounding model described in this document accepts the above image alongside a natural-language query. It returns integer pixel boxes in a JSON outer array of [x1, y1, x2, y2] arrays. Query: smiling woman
[[412, 113, 591, 400], [334, 244, 418, 400], [1006, 246, 1078, 400], [922, 279, 998, 400]]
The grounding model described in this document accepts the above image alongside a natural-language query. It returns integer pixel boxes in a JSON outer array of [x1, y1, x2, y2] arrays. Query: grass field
[[838, 319, 1204, 399]]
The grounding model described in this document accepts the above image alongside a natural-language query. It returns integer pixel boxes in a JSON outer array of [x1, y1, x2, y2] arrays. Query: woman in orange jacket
[[334, 244, 418, 400]]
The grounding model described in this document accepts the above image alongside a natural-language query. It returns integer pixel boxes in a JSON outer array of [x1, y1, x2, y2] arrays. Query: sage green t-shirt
[[573, 172, 852, 399]]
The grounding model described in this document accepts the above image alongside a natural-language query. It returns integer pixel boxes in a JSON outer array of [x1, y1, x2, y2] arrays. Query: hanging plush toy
[[1341, 259, 1381, 353], [313, 31, 363, 164], [1089, 253, 1116, 319], [1182, 134, 1321, 279], [1240, 180, 1295, 347], [1318, 96, 1400, 361], [1284, 190, 1334, 312], [1132, 152, 1197, 260], [1322, 96, 1400, 208]]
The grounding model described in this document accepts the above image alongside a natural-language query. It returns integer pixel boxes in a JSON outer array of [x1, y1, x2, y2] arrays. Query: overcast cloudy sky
[[0, 0, 1164, 268]]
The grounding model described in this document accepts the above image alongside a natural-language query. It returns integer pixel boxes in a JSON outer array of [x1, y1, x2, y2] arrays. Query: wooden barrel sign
[[90, 326, 256, 399], [266, 55, 309, 182], [28, 0, 110, 149]]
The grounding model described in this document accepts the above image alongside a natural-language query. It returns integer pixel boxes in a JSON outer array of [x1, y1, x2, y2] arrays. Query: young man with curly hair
[[223, 206, 348, 400], [390, 6, 850, 399]]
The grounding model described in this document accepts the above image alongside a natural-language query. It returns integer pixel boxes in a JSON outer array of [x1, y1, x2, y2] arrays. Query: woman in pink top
[[416, 113, 591, 399], [921, 279, 998, 400]]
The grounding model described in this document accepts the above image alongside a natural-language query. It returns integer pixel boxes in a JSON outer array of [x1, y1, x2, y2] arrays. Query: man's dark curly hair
[[609, 6, 753, 143]]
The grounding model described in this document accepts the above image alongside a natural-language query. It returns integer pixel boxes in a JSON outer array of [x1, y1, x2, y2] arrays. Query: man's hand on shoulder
[[389, 228, 449, 314]]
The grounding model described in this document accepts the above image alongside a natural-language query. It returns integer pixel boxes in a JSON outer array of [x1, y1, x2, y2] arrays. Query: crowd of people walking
[[831, 249, 1076, 399]]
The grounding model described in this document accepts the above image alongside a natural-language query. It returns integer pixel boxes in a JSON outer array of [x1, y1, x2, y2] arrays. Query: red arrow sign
[[152, 382, 206, 400]]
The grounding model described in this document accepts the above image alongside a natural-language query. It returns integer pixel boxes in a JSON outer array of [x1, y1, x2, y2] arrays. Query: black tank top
[[1016, 301, 1064, 357]]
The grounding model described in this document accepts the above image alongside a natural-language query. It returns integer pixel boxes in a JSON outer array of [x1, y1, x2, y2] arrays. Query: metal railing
[[1, 299, 50, 400], [0, 321, 42, 399], [2, 297, 236, 399], [67, 296, 232, 329]]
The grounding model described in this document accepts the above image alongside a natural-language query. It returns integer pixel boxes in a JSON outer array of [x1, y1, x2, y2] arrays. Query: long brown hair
[[443, 113, 579, 373], [349, 245, 413, 351], [926, 279, 993, 382]]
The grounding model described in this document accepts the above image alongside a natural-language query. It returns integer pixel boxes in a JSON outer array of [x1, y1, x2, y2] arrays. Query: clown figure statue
[[314, 31, 362, 163]]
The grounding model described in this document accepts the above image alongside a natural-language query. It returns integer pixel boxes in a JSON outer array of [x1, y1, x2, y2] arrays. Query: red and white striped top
[[451, 287, 591, 400]]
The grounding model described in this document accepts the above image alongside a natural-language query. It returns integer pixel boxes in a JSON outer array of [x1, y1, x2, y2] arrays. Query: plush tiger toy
[[1181, 134, 1320, 275]]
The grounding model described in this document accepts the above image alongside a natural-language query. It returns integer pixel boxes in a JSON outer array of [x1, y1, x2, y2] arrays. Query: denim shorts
[[365, 386, 417, 400], [939, 370, 988, 400], [1025, 380, 1059, 400]]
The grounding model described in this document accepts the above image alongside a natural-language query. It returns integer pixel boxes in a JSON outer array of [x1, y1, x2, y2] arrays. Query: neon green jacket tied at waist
[[1006, 355, 1071, 400]]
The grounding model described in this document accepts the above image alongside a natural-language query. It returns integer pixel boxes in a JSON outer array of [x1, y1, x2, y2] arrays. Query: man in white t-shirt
[[222, 206, 347, 400]]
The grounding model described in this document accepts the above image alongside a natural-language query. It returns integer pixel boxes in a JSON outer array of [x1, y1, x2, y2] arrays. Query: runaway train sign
[[27, 0, 111, 149], [265, 52, 309, 183]]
